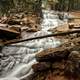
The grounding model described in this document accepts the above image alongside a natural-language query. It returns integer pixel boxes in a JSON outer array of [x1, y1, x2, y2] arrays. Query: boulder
[[32, 62, 51, 72], [36, 47, 70, 62]]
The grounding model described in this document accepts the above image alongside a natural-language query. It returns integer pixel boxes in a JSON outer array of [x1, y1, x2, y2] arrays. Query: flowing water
[[0, 10, 65, 80]]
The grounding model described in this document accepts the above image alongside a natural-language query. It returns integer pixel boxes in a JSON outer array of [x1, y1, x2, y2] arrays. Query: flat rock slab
[[36, 47, 70, 62], [0, 27, 20, 40]]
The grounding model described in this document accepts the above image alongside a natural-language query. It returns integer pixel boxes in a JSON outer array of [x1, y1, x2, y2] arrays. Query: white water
[[0, 10, 65, 80], [41, 10, 64, 31]]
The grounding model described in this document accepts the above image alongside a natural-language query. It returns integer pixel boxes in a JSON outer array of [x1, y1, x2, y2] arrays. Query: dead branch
[[3, 30, 80, 45]]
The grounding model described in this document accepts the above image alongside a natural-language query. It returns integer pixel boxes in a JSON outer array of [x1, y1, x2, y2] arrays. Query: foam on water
[[41, 10, 64, 31]]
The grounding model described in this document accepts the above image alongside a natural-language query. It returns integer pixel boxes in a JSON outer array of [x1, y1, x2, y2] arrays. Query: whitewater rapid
[[0, 10, 65, 80]]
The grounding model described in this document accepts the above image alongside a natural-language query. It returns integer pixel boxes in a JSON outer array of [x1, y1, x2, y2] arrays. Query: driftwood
[[3, 30, 80, 45]]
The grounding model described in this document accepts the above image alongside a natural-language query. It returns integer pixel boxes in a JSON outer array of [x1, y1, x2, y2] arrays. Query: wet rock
[[32, 70, 68, 80], [32, 44, 80, 80], [69, 23, 75, 29], [52, 61, 65, 70], [26, 27, 39, 32], [65, 51, 80, 78], [36, 47, 70, 62], [5, 19, 21, 25], [32, 62, 51, 72], [49, 24, 69, 33], [25, 22, 40, 32], [8, 26, 21, 33], [0, 27, 20, 40], [45, 74, 68, 80], [69, 51, 80, 60]]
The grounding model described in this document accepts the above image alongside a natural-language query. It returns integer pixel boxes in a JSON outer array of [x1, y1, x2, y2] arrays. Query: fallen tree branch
[[3, 30, 80, 45]]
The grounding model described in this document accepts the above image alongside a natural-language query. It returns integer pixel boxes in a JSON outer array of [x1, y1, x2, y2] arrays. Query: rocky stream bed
[[0, 10, 80, 80]]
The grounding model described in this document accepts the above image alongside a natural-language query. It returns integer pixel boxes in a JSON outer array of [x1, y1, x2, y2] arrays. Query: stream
[[0, 10, 66, 80]]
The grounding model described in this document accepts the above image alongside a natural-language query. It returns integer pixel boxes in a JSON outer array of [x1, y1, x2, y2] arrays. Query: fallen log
[[32, 62, 51, 72], [3, 30, 80, 45]]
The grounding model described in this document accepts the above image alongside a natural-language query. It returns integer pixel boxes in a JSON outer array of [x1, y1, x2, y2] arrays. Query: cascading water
[[0, 10, 65, 80]]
